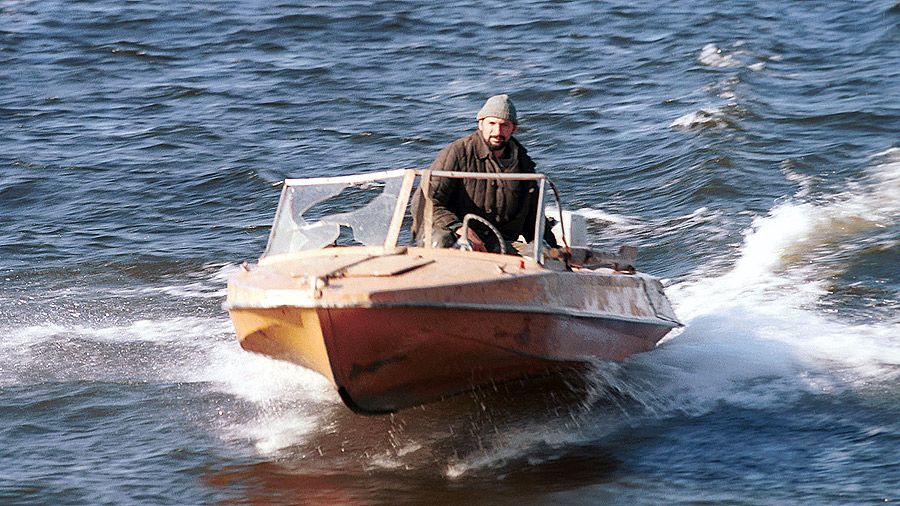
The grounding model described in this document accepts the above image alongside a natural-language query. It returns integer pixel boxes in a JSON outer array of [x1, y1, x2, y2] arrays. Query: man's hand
[[456, 227, 487, 252]]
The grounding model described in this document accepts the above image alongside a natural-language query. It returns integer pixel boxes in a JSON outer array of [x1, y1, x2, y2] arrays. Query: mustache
[[488, 136, 508, 148]]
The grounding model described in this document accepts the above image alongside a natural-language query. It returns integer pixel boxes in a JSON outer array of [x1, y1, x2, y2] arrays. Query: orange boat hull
[[232, 304, 670, 414]]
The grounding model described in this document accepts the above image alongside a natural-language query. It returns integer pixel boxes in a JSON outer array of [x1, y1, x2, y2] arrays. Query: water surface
[[1, 1, 898, 504]]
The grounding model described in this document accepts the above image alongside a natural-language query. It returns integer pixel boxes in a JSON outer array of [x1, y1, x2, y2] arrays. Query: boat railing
[[266, 169, 552, 263]]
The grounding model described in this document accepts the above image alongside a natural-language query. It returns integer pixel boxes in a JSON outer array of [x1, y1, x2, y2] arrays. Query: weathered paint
[[226, 246, 680, 413], [229, 306, 335, 383], [322, 306, 668, 413]]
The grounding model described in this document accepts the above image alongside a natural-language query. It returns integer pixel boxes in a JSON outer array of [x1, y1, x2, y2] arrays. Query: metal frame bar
[[284, 168, 410, 187], [262, 184, 292, 258], [421, 169, 433, 249], [383, 170, 417, 249], [425, 170, 545, 181], [533, 178, 546, 263]]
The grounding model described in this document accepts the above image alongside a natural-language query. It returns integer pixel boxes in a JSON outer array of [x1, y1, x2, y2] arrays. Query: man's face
[[478, 117, 517, 151]]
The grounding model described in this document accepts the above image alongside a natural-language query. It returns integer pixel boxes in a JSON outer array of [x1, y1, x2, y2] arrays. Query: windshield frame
[[263, 169, 549, 264]]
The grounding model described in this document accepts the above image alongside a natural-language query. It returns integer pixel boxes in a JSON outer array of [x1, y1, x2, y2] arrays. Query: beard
[[487, 136, 508, 151]]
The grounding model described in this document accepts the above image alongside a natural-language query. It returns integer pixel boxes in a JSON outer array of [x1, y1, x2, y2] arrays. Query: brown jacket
[[412, 131, 554, 245]]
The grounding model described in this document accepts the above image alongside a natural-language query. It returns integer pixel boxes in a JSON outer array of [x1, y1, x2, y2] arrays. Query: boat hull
[[230, 304, 671, 414], [231, 306, 336, 382]]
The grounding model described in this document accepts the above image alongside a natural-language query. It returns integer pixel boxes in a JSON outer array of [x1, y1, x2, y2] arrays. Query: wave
[[669, 103, 749, 130], [697, 43, 767, 70], [670, 107, 730, 129], [442, 148, 900, 476], [698, 43, 743, 68], [0, 308, 338, 457], [545, 204, 637, 226], [650, 147, 899, 405], [3, 149, 895, 476]]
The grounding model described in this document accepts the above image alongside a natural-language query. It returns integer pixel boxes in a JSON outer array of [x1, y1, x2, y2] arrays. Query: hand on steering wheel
[[456, 214, 507, 254], [456, 227, 487, 252]]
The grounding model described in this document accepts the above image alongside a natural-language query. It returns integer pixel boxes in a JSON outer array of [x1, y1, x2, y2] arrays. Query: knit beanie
[[476, 94, 518, 124]]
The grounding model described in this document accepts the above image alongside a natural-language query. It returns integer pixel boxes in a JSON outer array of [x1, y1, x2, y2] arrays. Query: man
[[412, 94, 556, 253]]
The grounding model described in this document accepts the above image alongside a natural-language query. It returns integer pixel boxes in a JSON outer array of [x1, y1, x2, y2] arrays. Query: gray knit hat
[[476, 94, 518, 124]]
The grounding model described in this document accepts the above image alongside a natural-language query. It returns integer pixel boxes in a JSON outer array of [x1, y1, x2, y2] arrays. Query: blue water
[[1, 1, 898, 504]]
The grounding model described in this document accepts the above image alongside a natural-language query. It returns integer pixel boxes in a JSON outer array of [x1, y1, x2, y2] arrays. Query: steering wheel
[[457, 214, 507, 255]]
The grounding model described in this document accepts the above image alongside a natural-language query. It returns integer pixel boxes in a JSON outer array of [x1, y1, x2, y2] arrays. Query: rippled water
[[1, 1, 898, 504]]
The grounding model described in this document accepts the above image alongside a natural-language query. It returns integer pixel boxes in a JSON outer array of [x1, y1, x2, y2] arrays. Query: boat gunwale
[[230, 247, 682, 327], [255, 245, 541, 268], [225, 299, 682, 328]]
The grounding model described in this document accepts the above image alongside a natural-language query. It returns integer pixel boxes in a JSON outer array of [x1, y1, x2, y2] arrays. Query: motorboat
[[226, 169, 681, 414]]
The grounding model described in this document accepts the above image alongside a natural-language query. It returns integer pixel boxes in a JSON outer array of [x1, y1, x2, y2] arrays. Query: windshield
[[261, 169, 550, 263], [264, 171, 410, 257]]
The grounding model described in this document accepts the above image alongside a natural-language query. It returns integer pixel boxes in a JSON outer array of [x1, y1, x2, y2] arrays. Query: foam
[[641, 151, 900, 413], [199, 339, 335, 404], [0, 317, 229, 349], [131, 263, 241, 299], [0, 312, 336, 399], [444, 426, 591, 479], [517, 148, 900, 430], [670, 107, 729, 129], [544, 205, 633, 225], [748, 62, 766, 72], [573, 207, 636, 225], [0, 322, 70, 350], [867, 147, 900, 213], [228, 410, 324, 455], [698, 43, 742, 68]]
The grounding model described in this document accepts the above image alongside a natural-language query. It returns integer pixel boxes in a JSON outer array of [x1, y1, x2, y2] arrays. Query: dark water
[[2, 1, 898, 504]]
